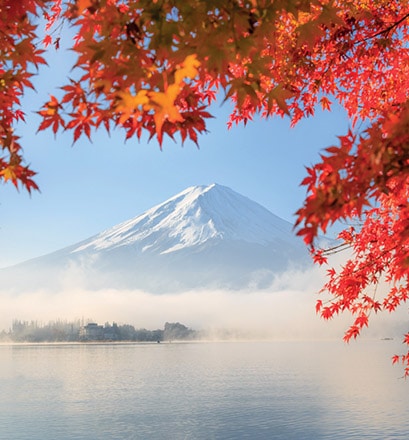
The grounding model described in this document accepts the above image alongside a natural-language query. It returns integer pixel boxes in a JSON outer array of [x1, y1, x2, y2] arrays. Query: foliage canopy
[[1, 0, 409, 375]]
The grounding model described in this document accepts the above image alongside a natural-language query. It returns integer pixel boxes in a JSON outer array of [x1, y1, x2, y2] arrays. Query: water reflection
[[0, 341, 407, 439]]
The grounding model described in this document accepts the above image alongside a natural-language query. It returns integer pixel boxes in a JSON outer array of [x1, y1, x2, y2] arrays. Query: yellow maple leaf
[[174, 54, 201, 85], [115, 55, 200, 141], [149, 54, 200, 140], [0, 166, 17, 183], [116, 90, 149, 124]]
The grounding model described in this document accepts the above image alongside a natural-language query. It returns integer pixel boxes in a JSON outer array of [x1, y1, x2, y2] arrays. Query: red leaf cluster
[[0, 0, 50, 192]]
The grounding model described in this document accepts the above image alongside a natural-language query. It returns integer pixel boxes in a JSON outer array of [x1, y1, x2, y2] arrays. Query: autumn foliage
[[1, 0, 409, 374]]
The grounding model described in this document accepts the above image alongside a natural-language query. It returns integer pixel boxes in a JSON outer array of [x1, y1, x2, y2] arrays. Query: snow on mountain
[[0, 184, 312, 293], [71, 183, 299, 255]]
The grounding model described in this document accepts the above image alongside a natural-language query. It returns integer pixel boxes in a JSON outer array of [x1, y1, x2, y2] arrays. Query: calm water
[[0, 340, 408, 439]]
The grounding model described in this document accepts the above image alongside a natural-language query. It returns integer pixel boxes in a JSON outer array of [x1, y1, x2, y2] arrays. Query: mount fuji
[[1, 184, 312, 293]]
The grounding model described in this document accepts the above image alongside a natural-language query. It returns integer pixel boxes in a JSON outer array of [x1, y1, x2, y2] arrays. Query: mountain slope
[[70, 184, 298, 254], [1, 184, 312, 293]]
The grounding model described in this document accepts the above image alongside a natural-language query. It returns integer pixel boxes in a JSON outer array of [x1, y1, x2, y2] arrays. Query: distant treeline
[[0, 319, 197, 343]]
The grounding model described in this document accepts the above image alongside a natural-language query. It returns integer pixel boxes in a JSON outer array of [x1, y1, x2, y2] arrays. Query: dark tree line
[[0, 319, 197, 343]]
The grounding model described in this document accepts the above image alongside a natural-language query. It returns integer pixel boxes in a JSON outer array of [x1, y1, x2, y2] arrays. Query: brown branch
[[356, 13, 409, 44]]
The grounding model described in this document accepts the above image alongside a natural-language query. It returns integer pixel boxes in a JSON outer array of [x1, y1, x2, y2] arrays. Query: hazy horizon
[[1, 263, 406, 342]]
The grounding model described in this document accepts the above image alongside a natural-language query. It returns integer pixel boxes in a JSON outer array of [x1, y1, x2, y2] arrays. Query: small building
[[79, 322, 104, 341]]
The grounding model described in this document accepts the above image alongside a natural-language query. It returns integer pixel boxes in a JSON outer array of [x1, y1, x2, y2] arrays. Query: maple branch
[[356, 13, 409, 44], [321, 241, 351, 256], [318, 224, 406, 295]]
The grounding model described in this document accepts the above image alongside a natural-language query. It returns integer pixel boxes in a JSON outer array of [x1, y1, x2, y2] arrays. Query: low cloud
[[1, 263, 406, 341]]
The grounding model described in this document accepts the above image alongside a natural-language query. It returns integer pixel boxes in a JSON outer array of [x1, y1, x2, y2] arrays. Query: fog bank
[[1, 265, 406, 341]]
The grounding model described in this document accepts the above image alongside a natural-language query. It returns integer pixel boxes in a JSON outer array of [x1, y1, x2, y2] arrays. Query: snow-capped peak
[[1, 184, 311, 294], [72, 184, 297, 255]]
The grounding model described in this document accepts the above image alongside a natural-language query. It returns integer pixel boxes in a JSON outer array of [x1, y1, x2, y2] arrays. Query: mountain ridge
[[0, 184, 312, 293]]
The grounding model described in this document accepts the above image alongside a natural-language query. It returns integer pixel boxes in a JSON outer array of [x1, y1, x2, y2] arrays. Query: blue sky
[[0, 36, 349, 268]]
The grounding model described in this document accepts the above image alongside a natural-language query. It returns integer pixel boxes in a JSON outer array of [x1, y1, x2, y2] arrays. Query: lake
[[0, 340, 408, 439]]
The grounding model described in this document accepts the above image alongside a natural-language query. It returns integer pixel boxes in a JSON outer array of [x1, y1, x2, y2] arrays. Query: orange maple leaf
[[150, 84, 184, 141], [77, 0, 92, 14]]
